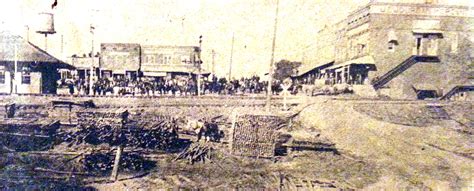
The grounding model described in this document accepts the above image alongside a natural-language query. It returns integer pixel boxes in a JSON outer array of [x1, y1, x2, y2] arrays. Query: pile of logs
[[80, 150, 155, 173], [60, 122, 179, 150], [59, 112, 179, 150], [174, 143, 214, 164], [124, 120, 179, 149]]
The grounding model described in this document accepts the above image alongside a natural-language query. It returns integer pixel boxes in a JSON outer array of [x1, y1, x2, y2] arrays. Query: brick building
[[141, 45, 204, 79], [68, 43, 207, 81], [298, 0, 474, 99], [100, 43, 141, 80]]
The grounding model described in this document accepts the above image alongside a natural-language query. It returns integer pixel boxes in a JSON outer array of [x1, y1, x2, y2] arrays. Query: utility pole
[[61, 34, 64, 59], [228, 33, 234, 81], [265, 0, 280, 112], [89, 9, 99, 95], [197, 35, 203, 96], [211, 49, 216, 75], [12, 44, 18, 95], [89, 23, 95, 95], [181, 16, 186, 45]]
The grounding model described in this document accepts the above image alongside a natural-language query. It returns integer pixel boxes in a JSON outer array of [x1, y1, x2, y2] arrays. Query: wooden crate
[[230, 114, 286, 158]]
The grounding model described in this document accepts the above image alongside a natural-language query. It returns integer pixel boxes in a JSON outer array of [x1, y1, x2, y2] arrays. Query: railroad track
[[0, 93, 300, 100]]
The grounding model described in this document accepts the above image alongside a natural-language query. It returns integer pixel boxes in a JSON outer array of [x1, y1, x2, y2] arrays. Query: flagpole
[[228, 33, 234, 81], [13, 44, 18, 95]]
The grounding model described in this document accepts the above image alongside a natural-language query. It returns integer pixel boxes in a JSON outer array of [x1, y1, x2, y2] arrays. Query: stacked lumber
[[0, 120, 59, 152], [231, 114, 287, 158]]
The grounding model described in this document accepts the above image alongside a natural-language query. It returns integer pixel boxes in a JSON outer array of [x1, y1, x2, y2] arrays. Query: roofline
[[99, 43, 199, 49], [0, 32, 73, 68], [100, 43, 140, 46], [140, 45, 200, 49], [368, 1, 474, 10], [27, 41, 68, 64], [343, 1, 474, 26], [297, 61, 335, 77]]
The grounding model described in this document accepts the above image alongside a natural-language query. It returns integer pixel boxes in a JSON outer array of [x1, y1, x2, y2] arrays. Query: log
[[33, 167, 93, 176]]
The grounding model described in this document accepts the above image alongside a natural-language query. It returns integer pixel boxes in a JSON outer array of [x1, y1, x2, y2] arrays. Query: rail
[[439, 85, 474, 100], [372, 55, 440, 90]]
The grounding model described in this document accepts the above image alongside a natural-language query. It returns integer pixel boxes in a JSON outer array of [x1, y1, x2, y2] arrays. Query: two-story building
[[298, 0, 474, 99], [141, 45, 203, 80], [100, 43, 141, 80], [67, 43, 207, 84]]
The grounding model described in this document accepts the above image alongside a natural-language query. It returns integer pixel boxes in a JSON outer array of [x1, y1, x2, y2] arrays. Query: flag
[[51, 0, 58, 9], [90, 25, 95, 34]]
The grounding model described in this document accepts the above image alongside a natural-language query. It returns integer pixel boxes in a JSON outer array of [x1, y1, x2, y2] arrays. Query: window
[[102, 70, 112, 79], [163, 55, 172, 65], [388, 40, 399, 52], [0, 66, 5, 84], [387, 30, 398, 52], [60, 70, 71, 80], [21, 66, 31, 84], [451, 33, 458, 54], [181, 56, 190, 64], [157, 54, 163, 64], [149, 55, 155, 64], [358, 44, 366, 55]]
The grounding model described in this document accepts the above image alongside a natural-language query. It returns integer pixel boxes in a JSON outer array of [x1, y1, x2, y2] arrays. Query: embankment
[[297, 99, 473, 190]]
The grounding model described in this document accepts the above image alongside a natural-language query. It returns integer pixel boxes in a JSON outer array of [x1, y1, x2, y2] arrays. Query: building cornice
[[368, 2, 474, 18]]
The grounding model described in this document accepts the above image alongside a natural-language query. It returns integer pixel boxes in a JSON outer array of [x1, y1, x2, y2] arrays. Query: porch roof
[[326, 56, 375, 70], [296, 61, 334, 77]]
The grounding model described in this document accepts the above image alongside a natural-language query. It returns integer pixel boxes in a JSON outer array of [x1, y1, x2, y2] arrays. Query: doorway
[[414, 34, 441, 56]]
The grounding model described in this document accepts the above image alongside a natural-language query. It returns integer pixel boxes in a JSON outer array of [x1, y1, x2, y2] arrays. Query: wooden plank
[[110, 145, 123, 182], [0, 131, 50, 138]]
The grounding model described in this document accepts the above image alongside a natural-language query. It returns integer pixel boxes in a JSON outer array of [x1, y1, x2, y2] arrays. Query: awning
[[112, 70, 127, 74], [412, 83, 439, 90], [413, 30, 444, 37], [296, 61, 334, 77], [326, 56, 375, 70], [192, 71, 211, 76], [143, 71, 167, 77]]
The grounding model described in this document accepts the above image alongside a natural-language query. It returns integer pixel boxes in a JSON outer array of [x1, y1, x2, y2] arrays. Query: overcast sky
[[1, 0, 472, 77]]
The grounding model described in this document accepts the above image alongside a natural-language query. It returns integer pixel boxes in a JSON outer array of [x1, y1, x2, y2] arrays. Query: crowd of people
[[57, 75, 292, 96]]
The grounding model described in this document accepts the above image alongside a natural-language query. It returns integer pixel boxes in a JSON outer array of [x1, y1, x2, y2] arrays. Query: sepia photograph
[[0, 0, 473, 190]]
